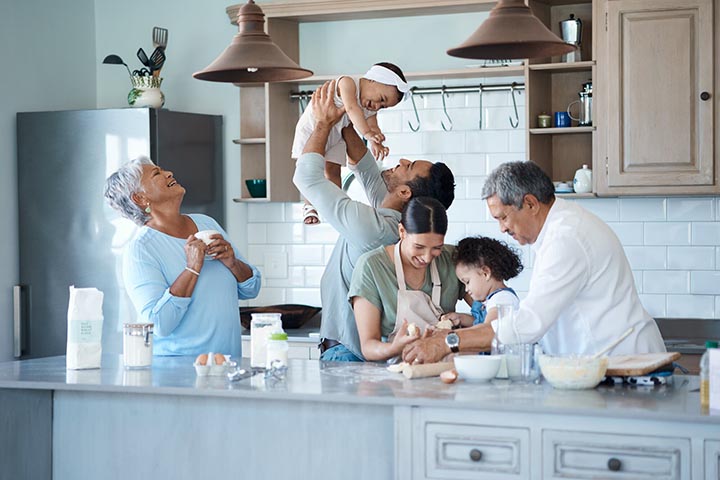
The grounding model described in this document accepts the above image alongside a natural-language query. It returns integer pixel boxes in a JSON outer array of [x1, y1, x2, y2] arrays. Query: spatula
[[137, 48, 150, 68], [149, 48, 166, 77], [153, 26, 168, 51]]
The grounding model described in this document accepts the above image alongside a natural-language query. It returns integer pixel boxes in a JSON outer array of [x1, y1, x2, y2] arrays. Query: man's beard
[[381, 169, 394, 191]]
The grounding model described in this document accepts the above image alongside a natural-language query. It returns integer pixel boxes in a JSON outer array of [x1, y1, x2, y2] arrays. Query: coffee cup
[[554, 111, 571, 128], [195, 229, 221, 246], [537, 114, 552, 128]]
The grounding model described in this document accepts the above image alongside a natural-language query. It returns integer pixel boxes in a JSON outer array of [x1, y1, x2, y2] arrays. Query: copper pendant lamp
[[447, 0, 576, 60], [193, 0, 313, 83]]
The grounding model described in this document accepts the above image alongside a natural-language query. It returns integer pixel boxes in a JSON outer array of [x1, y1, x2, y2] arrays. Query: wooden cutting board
[[605, 352, 681, 376]]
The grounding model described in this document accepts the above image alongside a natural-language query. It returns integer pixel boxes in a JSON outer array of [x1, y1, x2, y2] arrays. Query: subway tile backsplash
[[243, 91, 720, 319]]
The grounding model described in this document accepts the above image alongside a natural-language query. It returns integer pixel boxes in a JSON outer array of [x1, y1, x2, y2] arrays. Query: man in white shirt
[[403, 161, 665, 363]]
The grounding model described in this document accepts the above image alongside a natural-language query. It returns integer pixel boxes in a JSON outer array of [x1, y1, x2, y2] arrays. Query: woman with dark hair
[[348, 197, 467, 361]]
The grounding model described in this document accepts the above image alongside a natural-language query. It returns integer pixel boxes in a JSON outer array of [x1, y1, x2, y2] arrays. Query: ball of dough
[[436, 318, 454, 330], [195, 353, 208, 366], [407, 323, 419, 337]]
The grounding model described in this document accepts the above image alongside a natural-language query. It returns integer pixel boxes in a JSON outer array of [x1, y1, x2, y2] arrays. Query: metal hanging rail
[[289, 82, 525, 100], [289, 81, 525, 130]]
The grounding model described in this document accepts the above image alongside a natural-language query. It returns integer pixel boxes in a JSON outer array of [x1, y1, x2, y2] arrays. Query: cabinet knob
[[469, 449, 483, 462], [700, 91, 711, 101], [607, 457, 622, 471]]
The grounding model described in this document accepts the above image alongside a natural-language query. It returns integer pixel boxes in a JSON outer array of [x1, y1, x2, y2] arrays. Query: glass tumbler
[[505, 343, 540, 383]]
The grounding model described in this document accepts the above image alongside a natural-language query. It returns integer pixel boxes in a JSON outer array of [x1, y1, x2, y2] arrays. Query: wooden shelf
[[555, 192, 596, 198], [530, 127, 596, 134], [228, 0, 497, 24], [233, 197, 270, 203], [529, 61, 595, 72], [233, 138, 266, 145]]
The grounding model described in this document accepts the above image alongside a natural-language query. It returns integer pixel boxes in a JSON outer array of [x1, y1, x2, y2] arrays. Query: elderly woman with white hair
[[104, 155, 261, 357]]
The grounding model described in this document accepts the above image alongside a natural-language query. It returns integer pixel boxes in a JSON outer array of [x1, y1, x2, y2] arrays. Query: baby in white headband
[[292, 62, 409, 224]]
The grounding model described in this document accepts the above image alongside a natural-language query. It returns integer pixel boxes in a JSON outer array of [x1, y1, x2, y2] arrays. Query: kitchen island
[[1, 355, 718, 480]]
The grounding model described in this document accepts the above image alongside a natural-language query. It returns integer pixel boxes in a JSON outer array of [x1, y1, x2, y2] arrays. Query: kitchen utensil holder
[[128, 75, 164, 109]]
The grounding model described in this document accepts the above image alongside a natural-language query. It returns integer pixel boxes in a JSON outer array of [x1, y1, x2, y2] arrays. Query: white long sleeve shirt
[[496, 198, 665, 356]]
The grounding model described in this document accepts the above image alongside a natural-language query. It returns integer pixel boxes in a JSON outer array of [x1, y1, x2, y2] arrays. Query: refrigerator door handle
[[13, 285, 25, 358]]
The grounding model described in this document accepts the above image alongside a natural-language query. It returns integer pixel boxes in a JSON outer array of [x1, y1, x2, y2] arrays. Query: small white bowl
[[454, 355, 503, 382], [539, 355, 608, 390]]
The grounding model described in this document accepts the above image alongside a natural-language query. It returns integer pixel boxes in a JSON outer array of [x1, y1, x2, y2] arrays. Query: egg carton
[[193, 353, 233, 376]]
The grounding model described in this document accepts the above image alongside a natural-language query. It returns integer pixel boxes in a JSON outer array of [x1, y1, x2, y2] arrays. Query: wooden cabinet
[[225, 0, 600, 201], [596, 0, 719, 195]]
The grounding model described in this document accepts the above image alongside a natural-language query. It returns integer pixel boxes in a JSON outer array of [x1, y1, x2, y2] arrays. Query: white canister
[[573, 164, 593, 193], [123, 323, 153, 369], [250, 313, 282, 368]]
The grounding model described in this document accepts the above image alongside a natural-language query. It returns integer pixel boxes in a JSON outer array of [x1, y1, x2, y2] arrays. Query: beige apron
[[389, 241, 444, 341]]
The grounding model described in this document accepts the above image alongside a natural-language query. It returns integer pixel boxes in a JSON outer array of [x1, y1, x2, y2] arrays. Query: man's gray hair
[[104, 155, 155, 225], [481, 161, 555, 208]]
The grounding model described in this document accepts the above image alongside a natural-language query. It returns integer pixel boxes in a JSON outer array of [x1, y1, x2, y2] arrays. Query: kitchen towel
[[66, 286, 104, 370]]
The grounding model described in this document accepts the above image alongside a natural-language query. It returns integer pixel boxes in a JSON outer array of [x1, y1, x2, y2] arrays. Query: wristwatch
[[445, 332, 460, 353]]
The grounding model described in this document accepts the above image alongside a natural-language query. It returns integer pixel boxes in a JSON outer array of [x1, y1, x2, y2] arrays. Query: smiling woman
[[104, 155, 262, 357], [349, 197, 467, 362]]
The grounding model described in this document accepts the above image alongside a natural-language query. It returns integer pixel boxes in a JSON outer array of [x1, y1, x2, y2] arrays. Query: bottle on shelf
[[700, 340, 718, 409], [573, 164, 592, 193]]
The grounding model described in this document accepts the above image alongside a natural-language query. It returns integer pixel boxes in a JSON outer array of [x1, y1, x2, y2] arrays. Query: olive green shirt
[[349, 245, 464, 337]]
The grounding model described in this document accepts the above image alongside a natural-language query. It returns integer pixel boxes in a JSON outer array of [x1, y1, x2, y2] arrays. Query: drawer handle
[[607, 458, 622, 471], [701, 91, 711, 101], [469, 449, 483, 462]]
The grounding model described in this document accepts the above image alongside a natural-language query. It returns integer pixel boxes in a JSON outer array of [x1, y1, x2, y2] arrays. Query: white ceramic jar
[[573, 164, 592, 194], [128, 75, 165, 109]]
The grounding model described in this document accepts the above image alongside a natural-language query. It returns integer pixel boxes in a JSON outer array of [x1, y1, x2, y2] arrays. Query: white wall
[[0, 0, 97, 361]]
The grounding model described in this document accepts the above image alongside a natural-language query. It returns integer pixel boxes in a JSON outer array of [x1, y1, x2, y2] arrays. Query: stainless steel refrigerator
[[15, 108, 223, 359]]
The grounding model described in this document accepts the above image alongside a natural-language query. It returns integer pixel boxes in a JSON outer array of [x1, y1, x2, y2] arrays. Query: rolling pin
[[403, 361, 454, 379]]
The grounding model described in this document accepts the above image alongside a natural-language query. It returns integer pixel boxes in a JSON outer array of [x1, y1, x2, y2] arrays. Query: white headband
[[363, 65, 410, 102]]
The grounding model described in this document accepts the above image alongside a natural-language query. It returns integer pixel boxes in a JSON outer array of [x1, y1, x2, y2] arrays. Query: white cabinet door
[[705, 440, 720, 480]]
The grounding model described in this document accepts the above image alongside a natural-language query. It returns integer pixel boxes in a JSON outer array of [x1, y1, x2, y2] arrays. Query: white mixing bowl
[[454, 355, 503, 382], [539, 355, 609, 390]]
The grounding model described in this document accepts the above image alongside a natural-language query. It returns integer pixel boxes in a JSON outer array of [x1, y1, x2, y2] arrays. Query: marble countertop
[[0, 355, 715, 424]]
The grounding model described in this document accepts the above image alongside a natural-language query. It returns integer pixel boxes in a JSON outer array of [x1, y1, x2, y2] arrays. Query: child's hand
[[440, 312, 475, 328], [363, 128, 386, 144], [370, 141, 389, 161]]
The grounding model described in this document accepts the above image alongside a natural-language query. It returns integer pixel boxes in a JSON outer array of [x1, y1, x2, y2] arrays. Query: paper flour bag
[[66, 286, 104, 370]]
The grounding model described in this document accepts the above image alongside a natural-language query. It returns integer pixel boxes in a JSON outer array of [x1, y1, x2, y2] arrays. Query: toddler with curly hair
[[441, 236, 523, 327]]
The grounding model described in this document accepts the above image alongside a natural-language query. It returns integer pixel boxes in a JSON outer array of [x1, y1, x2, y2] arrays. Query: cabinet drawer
[[425, 423, 529, 479], [543, 430, 690, 479], [705, 440, 720, 480]]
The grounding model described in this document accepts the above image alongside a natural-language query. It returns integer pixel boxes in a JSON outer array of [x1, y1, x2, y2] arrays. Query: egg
[[440, 368, 458, 384], [214, 353, 226, 366], [195, 353, 208, 366]]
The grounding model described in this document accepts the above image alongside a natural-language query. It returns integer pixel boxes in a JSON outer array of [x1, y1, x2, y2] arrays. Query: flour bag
[[66, 286, 104, 369]]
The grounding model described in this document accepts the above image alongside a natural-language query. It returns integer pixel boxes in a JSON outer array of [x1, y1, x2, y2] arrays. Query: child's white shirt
[[291, 76, 376, 165]]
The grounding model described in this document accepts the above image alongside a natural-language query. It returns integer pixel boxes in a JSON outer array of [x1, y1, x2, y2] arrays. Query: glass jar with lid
[[123, 323, 154, 369], [250, 313, 282, 368]]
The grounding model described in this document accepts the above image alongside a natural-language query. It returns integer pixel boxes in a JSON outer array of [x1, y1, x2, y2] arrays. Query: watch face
[[446, 332, 459, 347]]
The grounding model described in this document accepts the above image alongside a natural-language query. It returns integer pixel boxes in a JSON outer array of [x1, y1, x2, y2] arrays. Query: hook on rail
[[408, 89, 421, 132], [440, 86, 453, 132], [508, 83, 520, 129]]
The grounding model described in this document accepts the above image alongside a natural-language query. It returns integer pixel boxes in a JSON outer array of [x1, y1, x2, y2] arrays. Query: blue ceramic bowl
[[245, 179, 267, 198]]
